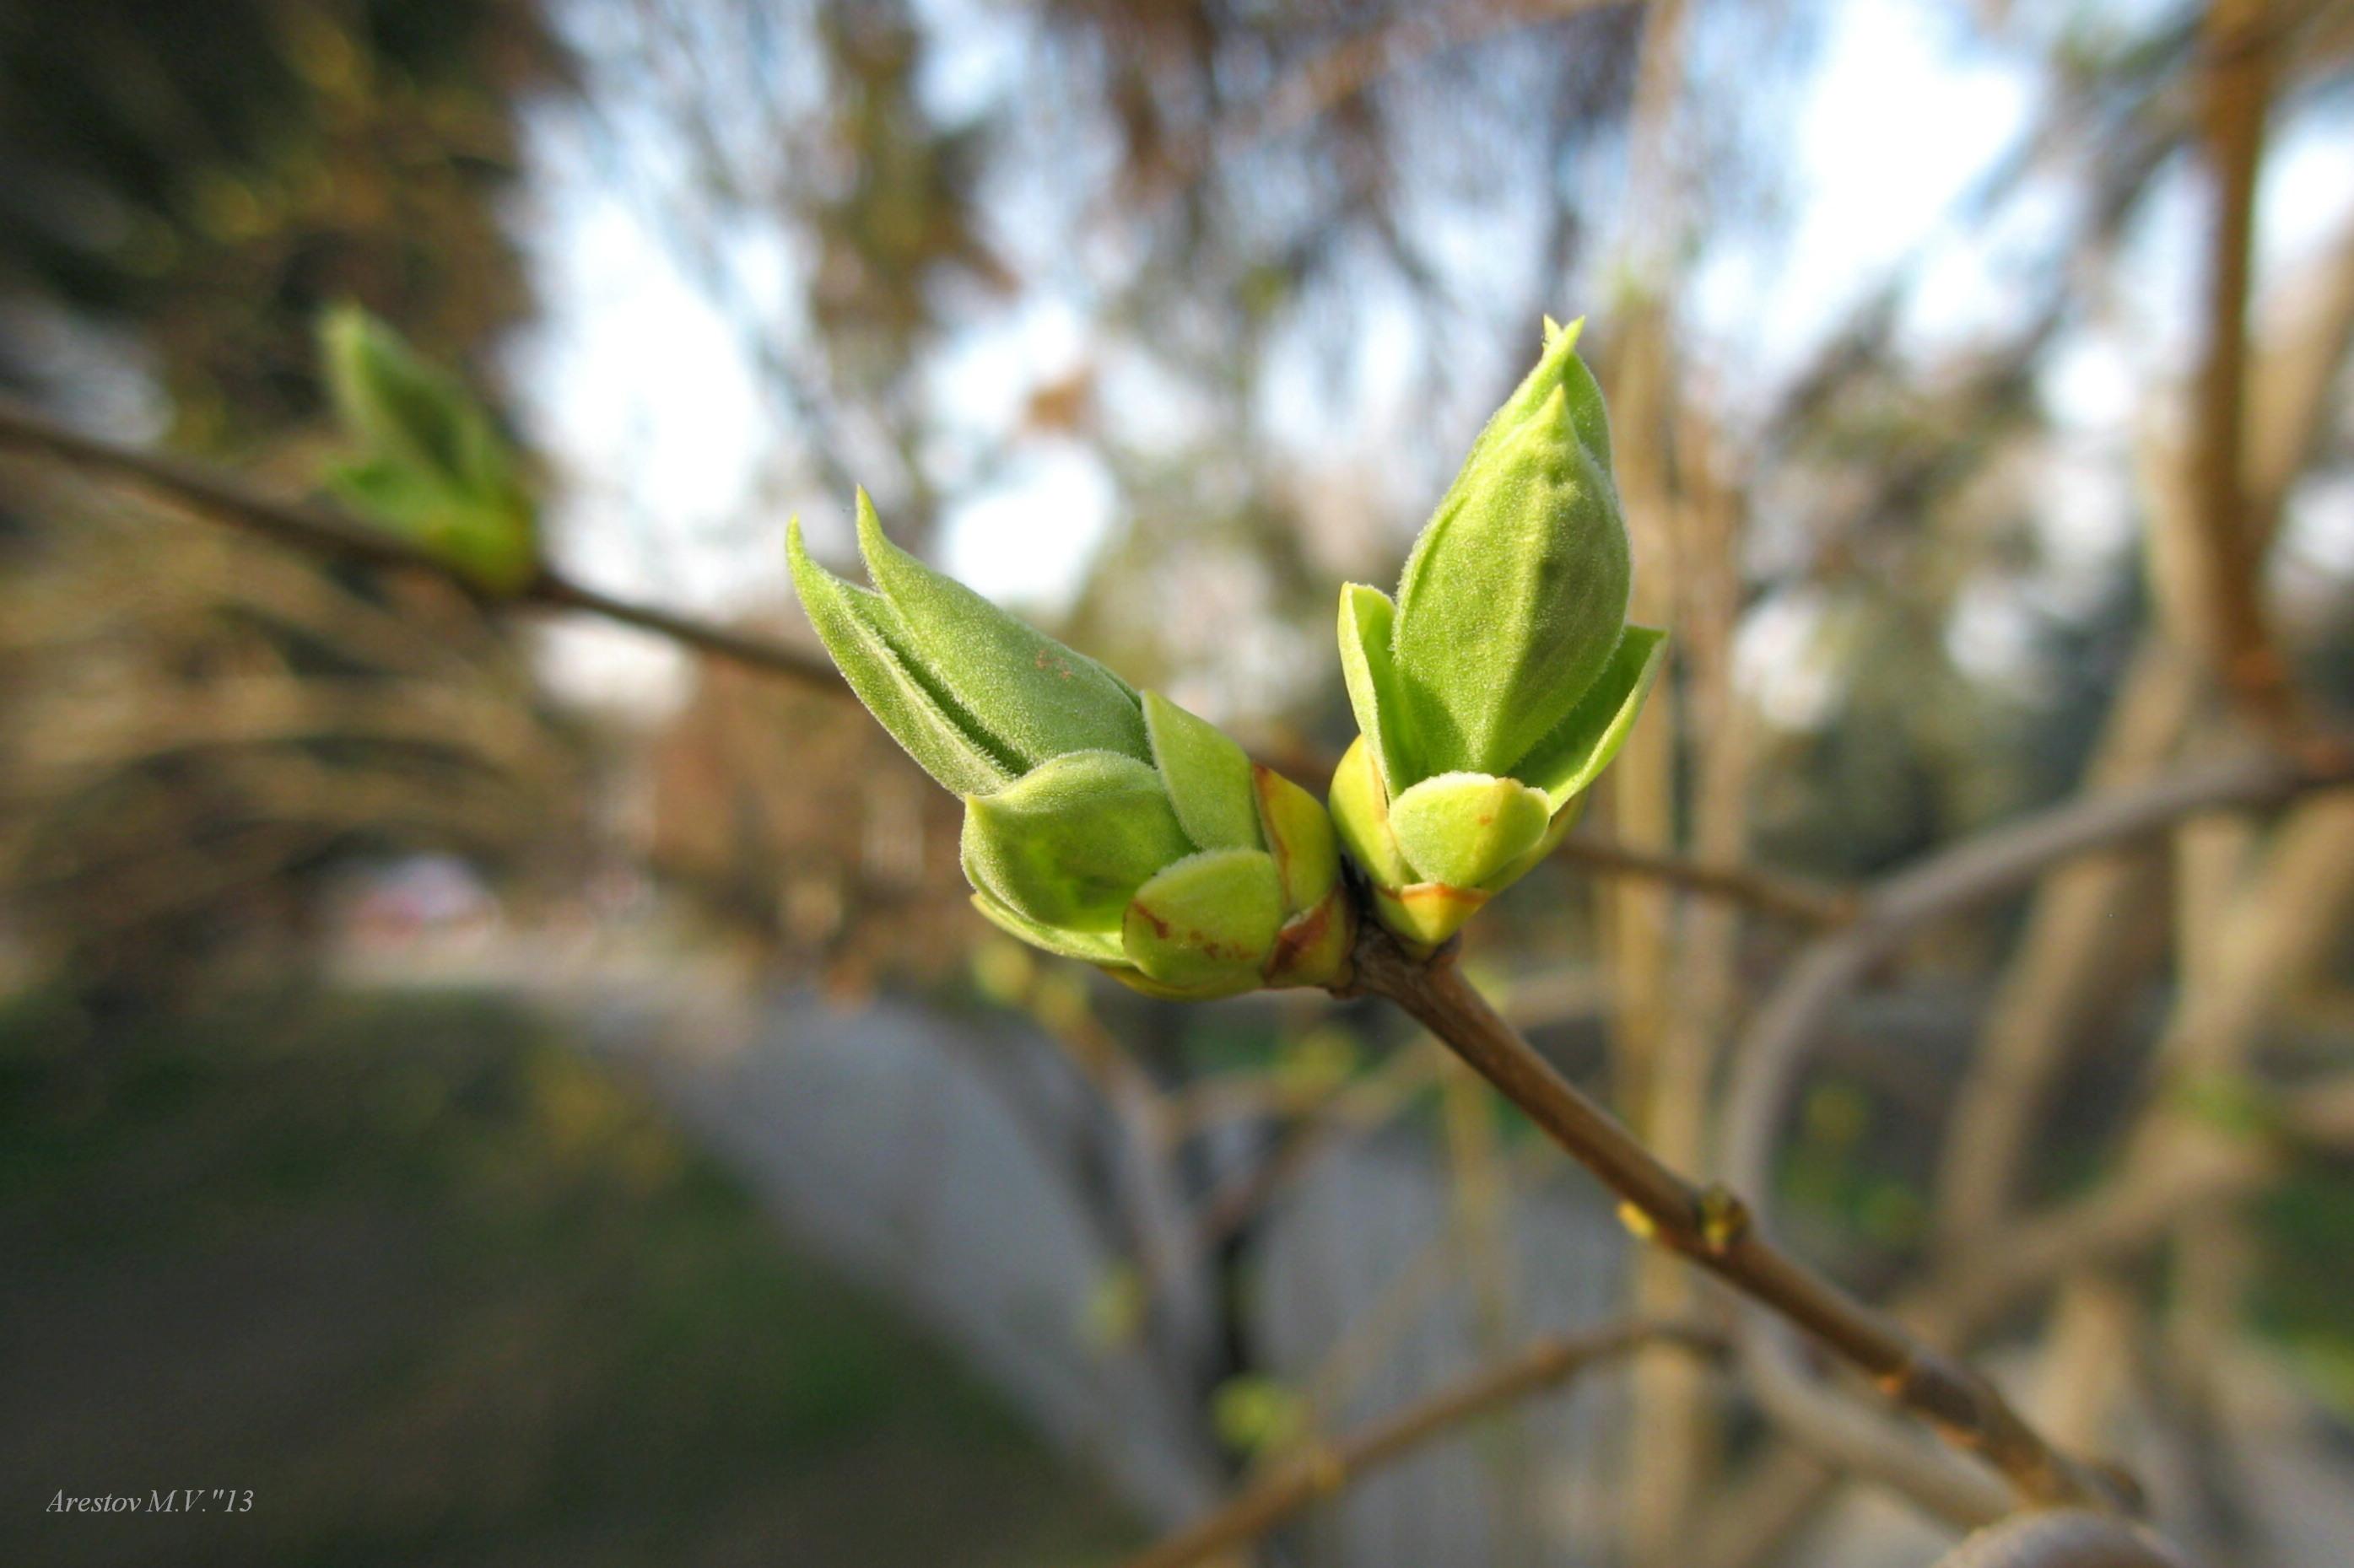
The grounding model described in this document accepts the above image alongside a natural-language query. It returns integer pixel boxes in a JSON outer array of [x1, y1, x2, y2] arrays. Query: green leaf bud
[[1327, 735, 1417, 892], [852, 493, 1149, 773], [791, 504, 1354, 995], [1327, 317, 1665, 946], [1144, 691, 1261, 852], [787, 519, 1015, 796], [1253, 763, 1352, 989], [1511, 625, 1667, 811], [1392, 326, 1628, 777], [1328, 736, 1494, 950], [968, 888, 1129, 966], [1336, 582, 1416, 796], [1252, 764, 1339, 913], [317, 304, 537, 595], [1387, 773, 1552, 892]]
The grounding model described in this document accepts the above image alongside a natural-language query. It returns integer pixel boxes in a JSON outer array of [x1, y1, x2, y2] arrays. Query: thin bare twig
[[1349, 929, 2128, 1517], [1930, 1510, 2199, 1568], [1117, 1317, 1723, 1568], [0, 397, 840, 687], [2190, 0, 2289, 729], [0, 396, 1855, 920], [1558, 831, 1855, 927]]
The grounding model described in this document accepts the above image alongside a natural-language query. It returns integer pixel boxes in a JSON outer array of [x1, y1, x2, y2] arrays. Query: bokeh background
[[3, 1, 2353, 1565]]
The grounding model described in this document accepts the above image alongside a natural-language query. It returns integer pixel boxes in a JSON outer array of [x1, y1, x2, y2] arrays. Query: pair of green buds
[[791, 315, 1662, 994]]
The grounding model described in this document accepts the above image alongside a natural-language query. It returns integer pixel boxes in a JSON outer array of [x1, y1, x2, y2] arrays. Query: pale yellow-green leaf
[[1325, 736, 1416, 891], [967, 891, 1129, 966], [1336, 583, 1417, 793], [1251, 764, 1341, 914], [1120, 847, 1284, 992], [1387, 772, 1552, 891]]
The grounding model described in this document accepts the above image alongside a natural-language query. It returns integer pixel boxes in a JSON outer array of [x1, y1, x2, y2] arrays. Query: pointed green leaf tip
[[787, 518, 1014, 796], [317, 304, 537, 594], [1390, 317, 1629, 779], [322, 305, 471, 482], [1144, 691, 1261, 852], [854, 492, 1149, 770], [787, 498, 1151, 793]]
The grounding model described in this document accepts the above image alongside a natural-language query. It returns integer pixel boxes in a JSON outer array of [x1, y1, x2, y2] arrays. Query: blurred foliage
[[0, 983, 1138, 1565], [0, 0, 577, 1002], [0, 0, 561, 440], [2255, 1161, 2354, 1419], [0, 488, 586, 1002], [645, 652, 975, 992], [318, 304, 543, 593]]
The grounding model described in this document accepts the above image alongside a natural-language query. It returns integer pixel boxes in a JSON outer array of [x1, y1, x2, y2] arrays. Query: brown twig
[[0, 397, 840, 688], [1718, 749, 2354, 1523], [1116, 1317, 1723, 1568], [0, 396, 1859, 921], [1348, 928, 2128, 1516], [1556, 831, 1856, 927]]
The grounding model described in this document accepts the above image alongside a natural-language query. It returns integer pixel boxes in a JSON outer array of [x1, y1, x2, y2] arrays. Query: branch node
[[1697, 1183, 1752, 1255]]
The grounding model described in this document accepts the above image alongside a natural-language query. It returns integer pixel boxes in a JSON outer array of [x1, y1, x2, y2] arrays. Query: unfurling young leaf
[[851, 492, 1148, 772]]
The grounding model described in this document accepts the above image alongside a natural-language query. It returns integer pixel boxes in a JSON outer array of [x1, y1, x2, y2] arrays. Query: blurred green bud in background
[[1331, 317, 1665, 948], [788, 495, 1352, 999], [317, 304, 539, 595]]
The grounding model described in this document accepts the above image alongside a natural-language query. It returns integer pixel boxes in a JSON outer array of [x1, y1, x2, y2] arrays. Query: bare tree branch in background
[[0, 397, 1850, 919], [2188, 0, 2291, 734], [1119, 1317, 1724, 1568]]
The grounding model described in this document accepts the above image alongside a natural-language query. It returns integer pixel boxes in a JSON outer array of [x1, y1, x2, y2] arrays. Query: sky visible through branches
[[512, 0, 2354, 729]]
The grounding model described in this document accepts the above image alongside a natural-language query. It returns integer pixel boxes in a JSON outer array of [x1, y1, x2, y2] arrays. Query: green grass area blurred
[[0, 987, 1139, 1567]]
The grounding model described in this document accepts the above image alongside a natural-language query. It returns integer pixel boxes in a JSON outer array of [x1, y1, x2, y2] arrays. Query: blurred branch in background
[[0, 394, 1852, 924], [0, 399, 841, 687], [1121, 1317, 1725, 1568], [2188, 0, 2289, 735], [0, 470, 585, 1001], [6, 2, 2354, 1565]]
